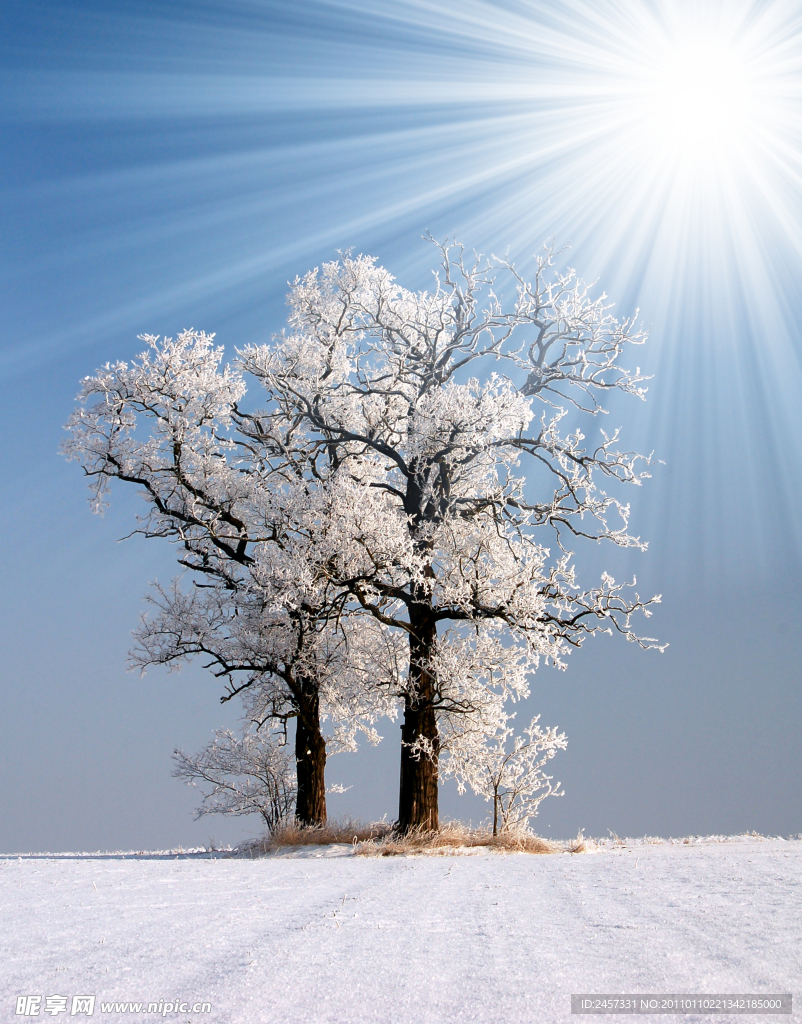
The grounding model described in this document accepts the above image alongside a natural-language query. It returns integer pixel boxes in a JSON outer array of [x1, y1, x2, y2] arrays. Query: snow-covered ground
[[2, 836, 799, 1024]]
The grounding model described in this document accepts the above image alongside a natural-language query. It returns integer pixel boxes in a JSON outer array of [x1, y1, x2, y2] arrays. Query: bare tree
[[173, 725, 295, 832], [63, 239, 661, 834], [63, 331, 397, 825], [441, 713, 567, 835], [239, 240, 662, 831]]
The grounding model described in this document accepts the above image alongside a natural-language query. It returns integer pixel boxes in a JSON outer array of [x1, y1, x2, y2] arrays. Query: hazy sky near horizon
[[1, 0, 801, 852]]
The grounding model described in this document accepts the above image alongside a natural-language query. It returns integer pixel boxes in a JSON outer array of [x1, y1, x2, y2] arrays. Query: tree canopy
[[63, 239, 661, 832]]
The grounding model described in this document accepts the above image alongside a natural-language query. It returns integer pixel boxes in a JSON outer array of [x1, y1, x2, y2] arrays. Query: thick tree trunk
[[294, 688, 327, 827], [398, 702, 439, 831], [397, 612, 440, 832]]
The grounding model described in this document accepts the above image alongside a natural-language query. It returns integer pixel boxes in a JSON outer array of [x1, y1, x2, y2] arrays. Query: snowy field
[[2, 836, 799, 1024]]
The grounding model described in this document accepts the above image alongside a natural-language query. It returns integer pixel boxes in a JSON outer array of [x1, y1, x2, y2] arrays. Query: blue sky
[[1, 0, 801, 851]]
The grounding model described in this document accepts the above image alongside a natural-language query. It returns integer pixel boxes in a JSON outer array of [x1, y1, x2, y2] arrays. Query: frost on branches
[[172, 726, 295, 832], [238, 239, 662, 830], [63, 238, 662, 834], [441, 713, 567, 835], [61, 329, 398, 825]]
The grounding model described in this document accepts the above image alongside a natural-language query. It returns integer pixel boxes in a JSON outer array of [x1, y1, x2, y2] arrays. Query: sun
[[638, 37, 756, 163]]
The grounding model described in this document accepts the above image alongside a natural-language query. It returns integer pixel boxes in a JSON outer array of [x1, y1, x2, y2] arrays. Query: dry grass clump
[[563, 831, 587, 854], [232, 819, 391, 856], [354, 821, 557, 857], [231, 819, 583, 857]]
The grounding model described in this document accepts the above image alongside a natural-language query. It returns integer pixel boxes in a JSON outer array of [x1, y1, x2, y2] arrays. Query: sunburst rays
[[3, 0, 802, 567]]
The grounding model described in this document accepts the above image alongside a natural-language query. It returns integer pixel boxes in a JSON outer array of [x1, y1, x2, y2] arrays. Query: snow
[[2, 836, 799, 1023]]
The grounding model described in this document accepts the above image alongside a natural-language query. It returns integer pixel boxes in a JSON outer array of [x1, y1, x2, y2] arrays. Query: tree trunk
[[397, 612, 439, 832], [294, 687, 327, 827]]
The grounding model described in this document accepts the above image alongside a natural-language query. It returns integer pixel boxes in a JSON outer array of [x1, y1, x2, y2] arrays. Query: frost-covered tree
[[441, 713, 567, 835], [173, 725, 295, 832], [64, 240, 661, 835], [62, 331, 398, 825], [239, 239, 661, 831]]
